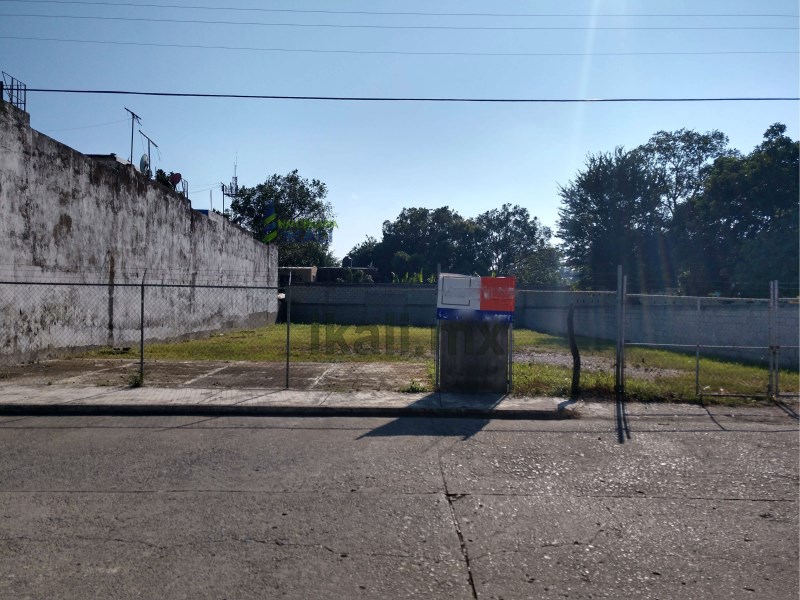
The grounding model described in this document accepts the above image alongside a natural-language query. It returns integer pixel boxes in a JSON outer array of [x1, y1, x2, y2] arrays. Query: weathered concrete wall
[[0, 101, 277, 361], [288, 284, 438, 326], [519, 291, 799, 365], [287, 285, 798, 366]]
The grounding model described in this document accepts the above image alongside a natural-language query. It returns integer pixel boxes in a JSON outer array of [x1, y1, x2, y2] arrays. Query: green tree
[[375, 206, 484, 279], [347, 204, 560, 284], [678, 124, 799, 296], [230, 170, 337, 267], [557, 147, 666, 291], [558, 128, 737, 292], [639, 128, 732, 217], [475, 203, 558, 284], [345, 235, 379, 268], [515, 246, 563, 287]]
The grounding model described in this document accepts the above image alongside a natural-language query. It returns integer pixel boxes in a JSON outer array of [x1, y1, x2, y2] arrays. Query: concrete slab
[[0, 384, 123, 405], [0, 383, 574, 419], [238, 390, 331, 407], [323, 391, 439, 410]]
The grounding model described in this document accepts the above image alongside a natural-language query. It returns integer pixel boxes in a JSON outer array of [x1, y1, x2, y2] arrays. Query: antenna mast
[[124, 107, 141, 163], [139, 130, 158, 178], [221, 159, 240, 215]]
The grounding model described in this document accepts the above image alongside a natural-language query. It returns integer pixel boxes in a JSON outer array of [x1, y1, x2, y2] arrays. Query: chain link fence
[[511, 292, 617, 398], [0, 281, 433, 397], [0, 282, 282, 394], [1, 278, 797, 401], [621, 280, 798, 401]]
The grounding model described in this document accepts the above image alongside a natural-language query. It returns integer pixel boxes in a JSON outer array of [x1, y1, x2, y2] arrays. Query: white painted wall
[[0, 101, 277, 361]]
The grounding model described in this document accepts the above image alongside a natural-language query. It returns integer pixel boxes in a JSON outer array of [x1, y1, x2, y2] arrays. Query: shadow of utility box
[[438, 322, 510, 393]]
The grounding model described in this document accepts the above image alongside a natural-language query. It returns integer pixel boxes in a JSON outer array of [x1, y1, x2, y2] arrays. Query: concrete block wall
[[0, 101, 278, 362], [288, 284, 438, 326], [516, 291, 618, 341], [287, 285, 798, 366], [517, 291, 798, 365]]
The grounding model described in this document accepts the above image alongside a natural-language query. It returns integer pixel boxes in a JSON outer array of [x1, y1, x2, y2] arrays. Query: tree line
[[346, 204, 561, 285], [557, 123, 798, 296], [227, 123, 797, 296]]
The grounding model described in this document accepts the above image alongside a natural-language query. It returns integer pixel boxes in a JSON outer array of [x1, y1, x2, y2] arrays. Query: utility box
[[435, 274, 515, 393]]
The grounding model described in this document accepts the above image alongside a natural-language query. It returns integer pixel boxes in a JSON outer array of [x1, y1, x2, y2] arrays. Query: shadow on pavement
[[358, 393, 506, 440]]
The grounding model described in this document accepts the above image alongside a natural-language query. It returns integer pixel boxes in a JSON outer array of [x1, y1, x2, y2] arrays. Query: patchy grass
[[87, 324, 797, 404], [133, 324, 437, 363], [514, 329, 615, 355]]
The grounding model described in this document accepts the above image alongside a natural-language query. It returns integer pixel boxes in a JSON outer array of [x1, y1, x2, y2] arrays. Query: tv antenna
[[221, 158, 239, 214], [138, 130, 158, 178], [124, 107, 141, 163]]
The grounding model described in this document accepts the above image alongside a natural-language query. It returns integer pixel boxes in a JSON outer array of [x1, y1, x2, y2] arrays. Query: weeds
[[79, 324, 797, 404], [399, 379, 428, 393]]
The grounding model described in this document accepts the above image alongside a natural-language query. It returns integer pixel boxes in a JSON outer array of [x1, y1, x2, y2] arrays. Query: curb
[[0, 403, 580, 420]]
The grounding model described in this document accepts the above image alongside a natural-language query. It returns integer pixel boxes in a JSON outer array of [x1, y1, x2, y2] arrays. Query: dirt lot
[[0, 359, 429, 392], [514, 349, 681, 380]]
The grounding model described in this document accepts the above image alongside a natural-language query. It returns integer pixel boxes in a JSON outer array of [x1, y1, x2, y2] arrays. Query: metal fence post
[[615, 265, 623, 395], [769, 280, 781, 398], [508, 321, 514, 394], [775, 281, 780, 397], [768, 280, 775, 398], [434, 319, 440, 391], [285, 286, 291, 389], [621, 274, 627, 394], [695, 297, 701, 397], [139, 276, 145, 383]]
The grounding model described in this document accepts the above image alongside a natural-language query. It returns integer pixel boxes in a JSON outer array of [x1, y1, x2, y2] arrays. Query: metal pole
[[621, 275, 627, 395], [434, 320, 440, 391], [614, 265, 622, 393], [695, 297, 701, 396], [139, 130, 158, 178], [508, 321, 514, 394], [285, 286, 291, 389], [775, 279, 781, 398], [775, 280, 780, 398], [139, 276, 145, 382], [124, 107, 140, 164], [768, 280, 775, 398], [130, 117, 134, 164], [771, 280, 780, 398]]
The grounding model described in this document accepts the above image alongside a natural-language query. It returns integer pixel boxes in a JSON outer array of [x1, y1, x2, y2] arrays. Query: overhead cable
[[2, 13, 797, 30], [4, 35, 796, 57], [1, 0, 797, 19], [26, 89, 800, 103]]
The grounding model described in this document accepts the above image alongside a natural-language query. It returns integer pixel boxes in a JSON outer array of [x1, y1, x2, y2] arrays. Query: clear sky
[[2, 0, 798, 260]]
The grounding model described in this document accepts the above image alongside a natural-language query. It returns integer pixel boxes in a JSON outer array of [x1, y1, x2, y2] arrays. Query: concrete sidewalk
[[0, 384, 579, 419]]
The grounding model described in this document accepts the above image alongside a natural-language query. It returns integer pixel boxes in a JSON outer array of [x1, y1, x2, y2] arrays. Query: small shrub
[[400, 379, 428, 393]]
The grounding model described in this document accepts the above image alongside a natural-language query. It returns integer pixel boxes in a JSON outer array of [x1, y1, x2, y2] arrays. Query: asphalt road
[[0, 403, 797, 599]]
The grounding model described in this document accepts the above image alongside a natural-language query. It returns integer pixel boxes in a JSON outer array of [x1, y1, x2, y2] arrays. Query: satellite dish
[[169, 172, 182, 186], [139, 154, 151, 177]]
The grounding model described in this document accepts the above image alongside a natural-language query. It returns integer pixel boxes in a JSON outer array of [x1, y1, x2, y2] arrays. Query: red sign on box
[[479, 277, 516, 313]]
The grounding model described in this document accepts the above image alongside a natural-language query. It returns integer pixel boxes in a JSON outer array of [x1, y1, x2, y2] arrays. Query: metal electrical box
[[435, 274, 515, 393]]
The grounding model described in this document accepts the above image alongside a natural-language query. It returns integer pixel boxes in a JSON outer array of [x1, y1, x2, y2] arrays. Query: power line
[[40, 116, 128, 132], [5, 35, 796, 58], [1, 0, 797, 19], [2, 13, 798, 30], [26, 88, 800, 103]]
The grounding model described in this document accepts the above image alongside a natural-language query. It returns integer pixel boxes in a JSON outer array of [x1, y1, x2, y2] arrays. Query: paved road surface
[[0, 402, 797, 599]]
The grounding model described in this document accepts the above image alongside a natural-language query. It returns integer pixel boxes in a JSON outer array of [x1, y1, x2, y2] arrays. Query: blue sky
[[2, 0, 798, 260]]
